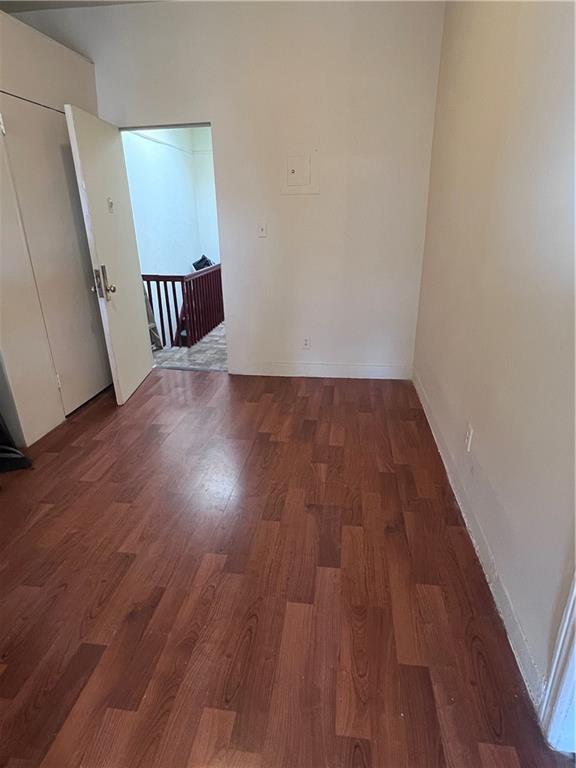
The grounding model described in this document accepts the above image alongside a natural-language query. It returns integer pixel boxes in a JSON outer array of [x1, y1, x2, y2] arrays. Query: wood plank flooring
[[0, 370, 571, 768]]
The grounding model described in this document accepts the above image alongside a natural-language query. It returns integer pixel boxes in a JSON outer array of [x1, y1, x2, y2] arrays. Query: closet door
[[0, 92, 111, 415]]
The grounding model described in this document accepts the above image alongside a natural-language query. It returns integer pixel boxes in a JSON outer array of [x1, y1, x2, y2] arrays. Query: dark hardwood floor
[[0, 370, 571, 768]]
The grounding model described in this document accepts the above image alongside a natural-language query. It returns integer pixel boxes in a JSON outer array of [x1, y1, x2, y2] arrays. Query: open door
[[65, 105, 152, 405]]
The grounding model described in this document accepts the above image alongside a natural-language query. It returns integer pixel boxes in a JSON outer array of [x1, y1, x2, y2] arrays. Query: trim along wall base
[[230, 362, 413, 380], [413, 371, 546, 709]]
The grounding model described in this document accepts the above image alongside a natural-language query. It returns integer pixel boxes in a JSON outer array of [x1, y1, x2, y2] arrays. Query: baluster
[[205, 273, 210, 335], [183, 279, 189, 345], [217, 267, 223, 323], [196, 274, 203, 340], [194, 276, 200, 342], [207, 272, 213, 332], [214, 270, 219, 326], [208, 272, 216, 331], [191, 278, 198, 345], [185, 279, 193, 347], [187, 278, 193, 345], [192, 278, 200, 344], [201, 273, 208, 338], [163, 280, 174, 348], [172, 281, 179, 346], [218, 268, 222, 322], [212, 271, 217, 327], [211, 272, 215, 329], [145, 278, 153, 310], [155, 279, 166, 347]]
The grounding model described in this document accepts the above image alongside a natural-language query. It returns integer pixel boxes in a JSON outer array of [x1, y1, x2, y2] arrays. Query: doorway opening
[[121, 124, 227, 372]]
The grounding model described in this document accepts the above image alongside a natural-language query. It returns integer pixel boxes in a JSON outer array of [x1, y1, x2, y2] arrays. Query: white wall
[[0, 9, 97, 112], [413, 1, 574, 711], [186, 127, 220, 267], [123, 129, 199, 276], [122, 127, 220, 276], [17, 1, 445, 378]]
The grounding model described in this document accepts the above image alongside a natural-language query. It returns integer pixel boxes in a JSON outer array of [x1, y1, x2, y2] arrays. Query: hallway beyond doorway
[[122, 123, 227, 374], [153, 322, 227, 372]]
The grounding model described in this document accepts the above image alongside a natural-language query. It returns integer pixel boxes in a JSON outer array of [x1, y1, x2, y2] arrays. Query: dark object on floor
[[192, 255, 214, 271], [0, 412, 31, 472]]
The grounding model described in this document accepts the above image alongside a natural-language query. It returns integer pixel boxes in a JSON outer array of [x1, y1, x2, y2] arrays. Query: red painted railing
[[142, 264, 224, 348]]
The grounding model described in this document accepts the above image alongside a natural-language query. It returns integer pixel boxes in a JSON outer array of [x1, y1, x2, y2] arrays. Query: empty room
[[0, 2, 573, 767]]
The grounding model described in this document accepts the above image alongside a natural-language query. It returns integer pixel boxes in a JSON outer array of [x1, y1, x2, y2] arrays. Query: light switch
[[286, 155, 311, 187], [257, 222, 267, 238]]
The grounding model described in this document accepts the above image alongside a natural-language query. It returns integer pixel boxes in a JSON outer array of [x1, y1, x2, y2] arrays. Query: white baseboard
[[230, 360, 413, 379], [413, 370, 546, 711]]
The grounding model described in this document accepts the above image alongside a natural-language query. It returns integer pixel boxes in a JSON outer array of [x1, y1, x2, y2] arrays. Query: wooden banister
[[142, 264, 224, 349]]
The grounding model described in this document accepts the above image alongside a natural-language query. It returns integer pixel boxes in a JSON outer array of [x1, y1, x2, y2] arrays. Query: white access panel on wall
[[65, 105, 153, 406], [0, 92, 111, 416], [281, 148, 319, 195]]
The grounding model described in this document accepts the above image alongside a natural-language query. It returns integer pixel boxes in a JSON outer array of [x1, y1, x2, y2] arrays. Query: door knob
[[108, 284, 117, 294]]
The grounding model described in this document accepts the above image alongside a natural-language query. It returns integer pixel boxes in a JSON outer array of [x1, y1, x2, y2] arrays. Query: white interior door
[[65, 104, 153, 405], [0, 92, 111, 415]]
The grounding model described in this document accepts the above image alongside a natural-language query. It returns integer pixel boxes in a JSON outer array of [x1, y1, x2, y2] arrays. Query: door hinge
[[0, 112, 5, 136], [56, 373, 62, 390]]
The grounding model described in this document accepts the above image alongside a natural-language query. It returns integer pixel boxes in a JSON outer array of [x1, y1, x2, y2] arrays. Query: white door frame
[[539, 577, 575, 753]]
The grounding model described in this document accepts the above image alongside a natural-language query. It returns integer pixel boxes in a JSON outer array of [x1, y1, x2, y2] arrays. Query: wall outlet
[[465, 423, 474, 453], [303, 337, 312, 351]]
